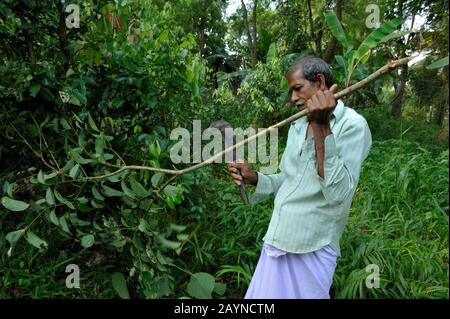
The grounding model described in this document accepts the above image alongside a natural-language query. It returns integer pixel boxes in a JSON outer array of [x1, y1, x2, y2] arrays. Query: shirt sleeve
[[249, 124, 294, 205], [315, 117, 372, 205], [249, 171, 286, 205]]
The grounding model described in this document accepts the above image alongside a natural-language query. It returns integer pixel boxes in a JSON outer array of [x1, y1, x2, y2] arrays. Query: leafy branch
[[16, 56, 415, 185]]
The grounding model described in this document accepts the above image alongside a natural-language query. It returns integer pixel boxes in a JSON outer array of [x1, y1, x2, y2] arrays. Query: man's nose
[[291, 91, 299, 103]]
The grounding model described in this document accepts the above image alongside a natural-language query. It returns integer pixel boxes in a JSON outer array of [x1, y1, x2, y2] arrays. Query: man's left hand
[[306, 84, 338, 125]]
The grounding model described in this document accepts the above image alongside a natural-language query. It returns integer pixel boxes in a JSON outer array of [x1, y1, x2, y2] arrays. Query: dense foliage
[[0, 0, 448, 299]]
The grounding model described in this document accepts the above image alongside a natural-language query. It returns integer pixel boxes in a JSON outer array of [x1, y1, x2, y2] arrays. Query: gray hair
[[286, 56, 334, 88]]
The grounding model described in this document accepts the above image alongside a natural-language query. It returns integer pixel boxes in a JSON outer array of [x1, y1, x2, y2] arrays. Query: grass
[[183, 111, 449, 299], [1, 111, 448, 299]]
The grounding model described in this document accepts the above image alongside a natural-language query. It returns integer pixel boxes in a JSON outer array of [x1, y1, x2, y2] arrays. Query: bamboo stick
[[77, 55, 415, 180]]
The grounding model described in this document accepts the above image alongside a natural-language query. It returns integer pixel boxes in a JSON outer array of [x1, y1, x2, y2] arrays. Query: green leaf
[[176, 233, 189, 241], [45, 188, 55, 205], [157, 235, 181, 250], [78, 130, 86, 149], [335, 55, 348, 82], [91, 185, 105, 201], [95, 135, 105, 156], [69, 148, 94, 164], [426, 56, 449, 69], [138, 219, 150, 233], [165, 195, 175, 209], [169, 223, 187, 232], [151, 172, 164, 188], [60, 118, 71, 130], [91, 199, 104, 209], [45, 172, 57, 180], [5, 229, 25, 246], [120, 180, 136, 199], [129, 176, 150, 198], [88, 113, 100, 132], [69, 164, 80, 179], [66, 68, 75, 78], [111, 272, 130, 299], [187, 272, 215, 299], [149, 141, 161, 158], [59, 215, 71, 234], [213, 282, 227, 296], [1, 197, 30, 211], [81, 234, 95, 248], [380, 30, 411, 43], [101, 185, 123, 197], [25, 231, 48, 250], [48, 209, 59, 226], [29, 84, 41, 97], [37, 170, 46, 184], [324, 11, 353, 50], [54, 189, 75, 209], [163, 185, 182, 198], [354, 17, 402, 62], [266, 42, 277, 63]]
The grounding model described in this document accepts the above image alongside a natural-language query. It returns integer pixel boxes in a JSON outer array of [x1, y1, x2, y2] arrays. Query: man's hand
[[227, 159, 258, 186], [306, 84, 338, 125]]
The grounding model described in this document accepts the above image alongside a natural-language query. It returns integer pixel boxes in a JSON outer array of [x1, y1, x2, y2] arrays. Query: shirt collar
[[291, 99, 345, 131]]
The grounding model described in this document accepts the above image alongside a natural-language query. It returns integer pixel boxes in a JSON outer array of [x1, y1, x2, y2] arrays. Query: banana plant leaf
[[324, 11, 353, 51], [354, 17, 403, 61]]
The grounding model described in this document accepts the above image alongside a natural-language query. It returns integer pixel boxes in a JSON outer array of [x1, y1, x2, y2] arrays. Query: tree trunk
[[435, 66, 449, 126], [57, 0, 68, 72], [241, 0, 257, 68], [251, 0, 258, 67], [322, 0, 342, 63], [390, 0, 406, 118], [391, 64, 408, 118], [26, 34, 36, 65], [198, 15, 206, 56], [306, 0, 319, 54]]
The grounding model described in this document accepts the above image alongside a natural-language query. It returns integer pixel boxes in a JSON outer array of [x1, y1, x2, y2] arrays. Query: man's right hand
[[227, 159, 258, 187]]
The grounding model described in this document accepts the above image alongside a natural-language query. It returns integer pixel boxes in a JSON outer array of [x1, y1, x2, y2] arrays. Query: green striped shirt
[[250, 100, 372, 256]]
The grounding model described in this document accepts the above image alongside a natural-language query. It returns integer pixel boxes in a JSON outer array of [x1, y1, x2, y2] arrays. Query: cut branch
[[38, 56, 416, 182]]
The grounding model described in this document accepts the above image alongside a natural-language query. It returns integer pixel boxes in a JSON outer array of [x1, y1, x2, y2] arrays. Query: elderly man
[[227, 56, 372, 299]]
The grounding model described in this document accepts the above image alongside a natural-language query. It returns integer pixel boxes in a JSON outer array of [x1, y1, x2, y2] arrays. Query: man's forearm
[[311, 123, 332, 178]]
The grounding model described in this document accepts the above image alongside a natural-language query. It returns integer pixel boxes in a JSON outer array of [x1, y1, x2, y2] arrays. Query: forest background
[[0, 0, 448, 299]]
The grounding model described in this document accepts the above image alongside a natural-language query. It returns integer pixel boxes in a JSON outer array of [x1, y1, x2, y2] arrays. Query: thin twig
[[31, 114, 61, 171], [12, 125, 57, 172], [157, 174, 179, 193]]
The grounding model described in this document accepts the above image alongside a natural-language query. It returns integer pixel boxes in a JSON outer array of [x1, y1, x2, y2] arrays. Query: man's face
[[287, 69, 325, 110]]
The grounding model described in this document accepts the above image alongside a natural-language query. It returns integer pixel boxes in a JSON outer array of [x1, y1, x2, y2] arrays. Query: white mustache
[[295, 100, 305, 107]]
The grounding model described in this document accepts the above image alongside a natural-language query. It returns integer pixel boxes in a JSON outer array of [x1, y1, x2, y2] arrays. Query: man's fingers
[[228, 162, 242, 169], [230, 172, 242, 181], [311, 94, 320, 109], [329, 83, 338, 94], [316, 90, 327, 107], [230, 172, 243, 186]]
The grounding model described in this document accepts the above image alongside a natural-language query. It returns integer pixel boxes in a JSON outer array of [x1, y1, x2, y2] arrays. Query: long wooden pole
[[71, 56, 414, 181]]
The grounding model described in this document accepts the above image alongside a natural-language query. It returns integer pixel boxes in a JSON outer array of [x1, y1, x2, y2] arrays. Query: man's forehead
[[288, 70, 306, 85]]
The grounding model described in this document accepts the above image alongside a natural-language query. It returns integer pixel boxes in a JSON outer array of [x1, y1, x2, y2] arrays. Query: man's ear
[[316, 74, 327, 90]]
